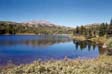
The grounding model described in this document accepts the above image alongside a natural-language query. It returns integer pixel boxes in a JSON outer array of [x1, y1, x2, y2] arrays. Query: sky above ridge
[[0, 0, 112, 27]]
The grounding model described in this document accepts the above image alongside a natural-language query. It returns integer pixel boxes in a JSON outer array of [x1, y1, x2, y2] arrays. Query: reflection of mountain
[[0, 36, 100, 66], [0, 36, 71, 47], [73, 40, 97, 51]]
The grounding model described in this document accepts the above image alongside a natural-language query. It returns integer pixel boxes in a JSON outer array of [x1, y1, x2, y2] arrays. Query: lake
[[0, 35, 101, 66]]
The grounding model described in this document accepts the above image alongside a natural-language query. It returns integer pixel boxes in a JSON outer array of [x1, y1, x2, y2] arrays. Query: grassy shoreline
[[0, 55, 112, 74], [72, 35, 108, 45]]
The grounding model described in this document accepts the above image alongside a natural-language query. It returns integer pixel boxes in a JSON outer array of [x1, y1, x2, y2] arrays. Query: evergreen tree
[[108, 18, 112, 36], [75, 26, 80, 35]]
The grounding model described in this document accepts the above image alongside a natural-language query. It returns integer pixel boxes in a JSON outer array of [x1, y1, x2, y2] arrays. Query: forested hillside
[[0, 21, 73, 34], [73, 19, 112, 38]]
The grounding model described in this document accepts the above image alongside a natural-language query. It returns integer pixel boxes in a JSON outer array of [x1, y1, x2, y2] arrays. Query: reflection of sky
[[0, 35, 99, 66]]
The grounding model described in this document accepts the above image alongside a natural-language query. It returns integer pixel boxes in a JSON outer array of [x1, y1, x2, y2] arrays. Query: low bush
[[106, 38, 112, 49]]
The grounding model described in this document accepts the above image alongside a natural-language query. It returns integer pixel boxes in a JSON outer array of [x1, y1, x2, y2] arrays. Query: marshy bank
[[0, 55, 112, 74], [72, 35, 107, 44]]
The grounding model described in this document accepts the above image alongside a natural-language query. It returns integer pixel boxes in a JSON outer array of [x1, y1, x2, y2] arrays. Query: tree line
[[0, 21, 72, 34], [73, 19, 112, 38]]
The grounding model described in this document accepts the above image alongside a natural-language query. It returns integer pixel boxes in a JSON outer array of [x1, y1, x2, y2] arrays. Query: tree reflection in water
[[0, 35, 72, 47], [73, 40, 107, 55], [73, 40, 97, 51]]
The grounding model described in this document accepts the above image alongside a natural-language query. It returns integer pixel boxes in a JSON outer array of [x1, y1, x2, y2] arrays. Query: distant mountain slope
[[23, 20, 56, 27], [0, 20, 73, 34]]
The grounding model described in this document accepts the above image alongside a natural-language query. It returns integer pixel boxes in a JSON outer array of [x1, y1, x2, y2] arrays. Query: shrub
[[0, 56, 112, 74], [106, 38, 112, 48]]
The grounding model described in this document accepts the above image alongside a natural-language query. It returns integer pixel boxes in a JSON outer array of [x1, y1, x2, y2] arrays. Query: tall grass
[[0, 55, 112, 74]]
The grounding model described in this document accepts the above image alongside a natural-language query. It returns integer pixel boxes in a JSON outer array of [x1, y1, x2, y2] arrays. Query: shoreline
[[72, 35, 112, 55], [72, 35, 107, 45], [0, 55, 112, 74], [0, 33, 72, 35]]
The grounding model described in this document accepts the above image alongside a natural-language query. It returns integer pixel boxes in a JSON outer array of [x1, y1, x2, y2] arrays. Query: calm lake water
[[0, 35, 101, 66]]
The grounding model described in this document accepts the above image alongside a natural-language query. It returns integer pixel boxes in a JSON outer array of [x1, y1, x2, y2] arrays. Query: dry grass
[[0, 55, 112, 74], [73, 35, 108, 44], [73, 35, 86, 41], [89, 36, 107, 44]]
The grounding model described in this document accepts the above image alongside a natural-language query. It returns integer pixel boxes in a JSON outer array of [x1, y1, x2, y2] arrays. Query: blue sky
[[0, 0, 112, 27]]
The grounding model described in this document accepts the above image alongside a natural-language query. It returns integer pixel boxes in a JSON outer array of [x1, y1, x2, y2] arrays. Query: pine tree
[[108, 18, 112, 36], [75, 26, 80, 35]]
